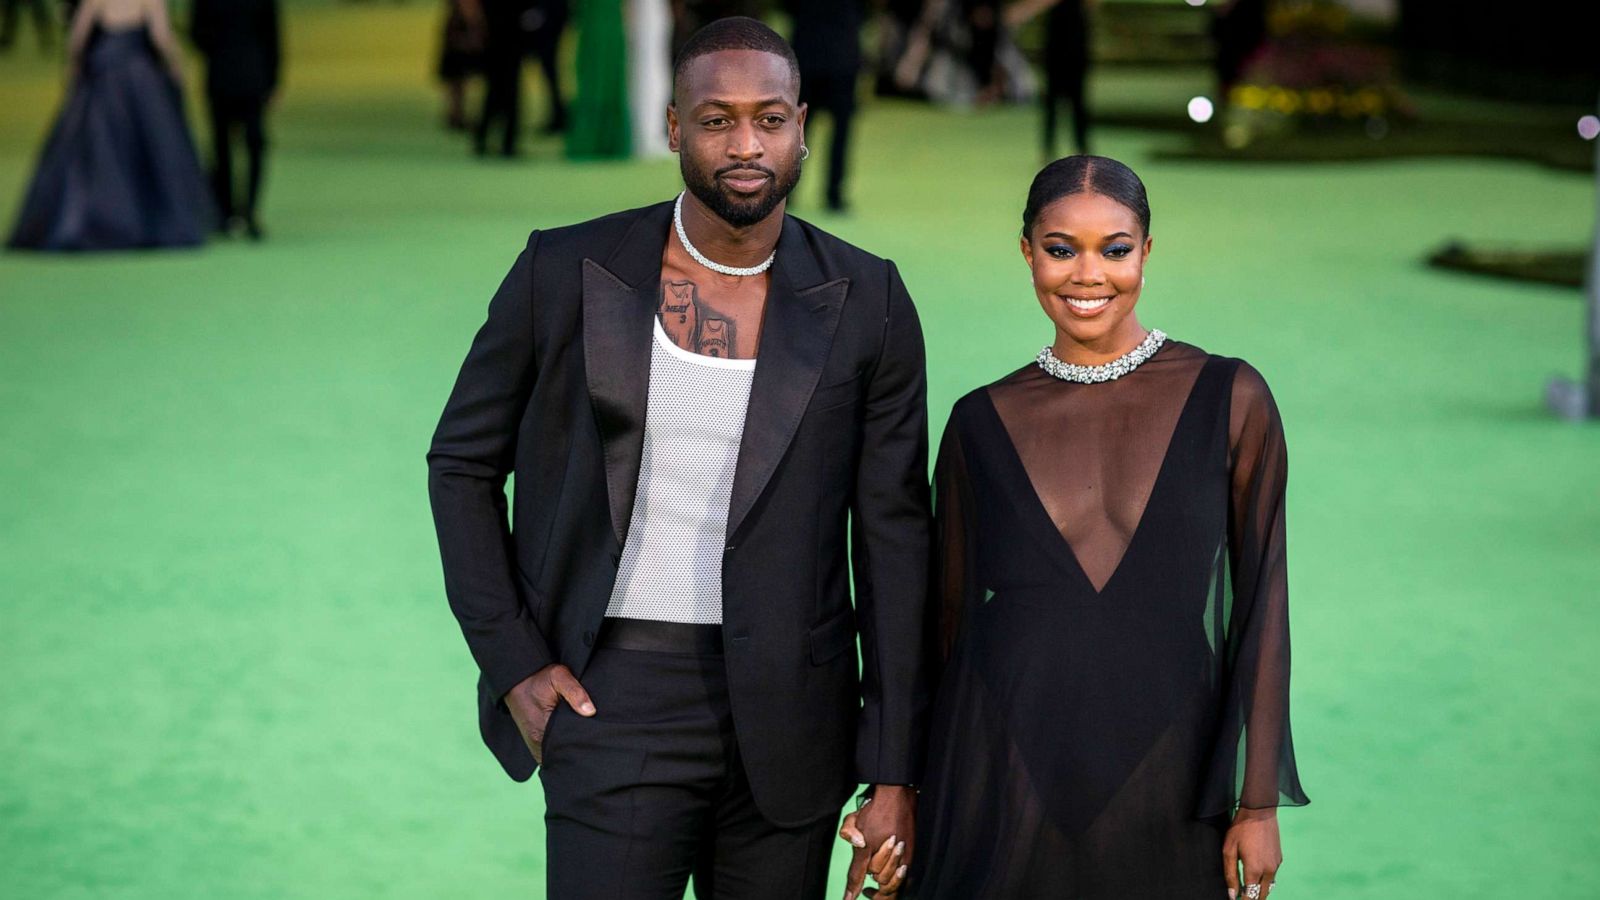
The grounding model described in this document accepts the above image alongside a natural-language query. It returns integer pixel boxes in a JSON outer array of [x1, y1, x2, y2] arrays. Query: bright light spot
[[1579, 115, 1600, 141], [1187, 96, 1215, 124], [1185, 0, 1206, 6]]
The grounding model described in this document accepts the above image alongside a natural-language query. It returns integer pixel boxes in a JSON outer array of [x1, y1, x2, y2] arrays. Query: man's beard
[[681, 158, 802, 228]]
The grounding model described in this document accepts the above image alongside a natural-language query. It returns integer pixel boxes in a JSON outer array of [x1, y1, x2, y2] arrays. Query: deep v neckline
[[976, 371, 1208, 597]]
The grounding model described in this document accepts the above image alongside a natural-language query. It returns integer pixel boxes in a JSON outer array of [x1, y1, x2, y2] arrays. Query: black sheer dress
[[909, 340, 1308, 898]]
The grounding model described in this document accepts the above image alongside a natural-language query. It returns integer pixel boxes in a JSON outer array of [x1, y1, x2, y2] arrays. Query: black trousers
[[1043, 59, 1090, 157], [798, 69, 856, 210], [206, 92, 268, 222], [476, 43, 522, 155], [527, 0, 567, 130], [539, 619, 839, 900]]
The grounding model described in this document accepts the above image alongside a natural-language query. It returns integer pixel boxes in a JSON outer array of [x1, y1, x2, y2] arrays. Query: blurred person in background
[[1009, 0, 1094, 158], [192, 0, 281, 241], [565, 0, 628, 158], [437, 0, 486, 131], [1213, 0, 1268, 102], [787, 0, 864, 212], [627, 0, 672, 157], [6, 0, 211, 250], [877, 0, 1032, 106], [669, 0, 753, 56], [474, 0, 566, 155], [965, 0, 1001, 104], [0, 0, 54, 52], [475, 0, 532, 156], [525, 0, 569, 134]]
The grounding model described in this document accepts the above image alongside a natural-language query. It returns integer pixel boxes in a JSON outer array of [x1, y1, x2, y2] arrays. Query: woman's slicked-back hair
[[1021, 155, 1152, 238], [672, 17, 801, 102]]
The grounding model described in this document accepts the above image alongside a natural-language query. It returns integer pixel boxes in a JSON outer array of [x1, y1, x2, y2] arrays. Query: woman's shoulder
[[948, 362, 1040, 418], [1165, 340, 1275, 401], [1175, 344, 1282, 441]]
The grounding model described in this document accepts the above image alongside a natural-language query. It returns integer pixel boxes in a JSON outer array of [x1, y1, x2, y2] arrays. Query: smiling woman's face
[[1021, 191, 1154, 353]]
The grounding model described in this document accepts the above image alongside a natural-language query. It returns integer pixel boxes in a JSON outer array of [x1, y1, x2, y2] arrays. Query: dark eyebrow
[[1041, 231, 1135, 242], [696, 97, 789, 111]]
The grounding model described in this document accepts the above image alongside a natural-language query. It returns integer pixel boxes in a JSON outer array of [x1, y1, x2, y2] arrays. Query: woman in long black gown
[[847, 156, 1308, 899], [7, 0, 211, 251]]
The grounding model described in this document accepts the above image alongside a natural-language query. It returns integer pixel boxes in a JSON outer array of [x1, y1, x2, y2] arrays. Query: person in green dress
[[565, 0, 631, 159]]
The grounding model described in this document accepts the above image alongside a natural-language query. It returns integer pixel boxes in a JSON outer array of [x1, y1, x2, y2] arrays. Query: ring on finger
[[1245, 884, 1261, 899]]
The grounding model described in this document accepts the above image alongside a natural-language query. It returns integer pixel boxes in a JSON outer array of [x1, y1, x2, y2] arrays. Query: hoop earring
[[800, 145, 810, 161]]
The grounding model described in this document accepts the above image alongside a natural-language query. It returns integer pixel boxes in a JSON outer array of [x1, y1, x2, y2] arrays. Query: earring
[[800, 145, 810, 161]]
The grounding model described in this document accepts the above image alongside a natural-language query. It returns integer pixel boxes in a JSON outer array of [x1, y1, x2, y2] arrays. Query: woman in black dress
[[7, 0, 211, 251], [845, 156, 1307, 899]]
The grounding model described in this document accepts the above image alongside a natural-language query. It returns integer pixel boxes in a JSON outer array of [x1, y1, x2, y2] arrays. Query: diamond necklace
[[672, 191, 777, 277], [1037, 329, 1168, 384]]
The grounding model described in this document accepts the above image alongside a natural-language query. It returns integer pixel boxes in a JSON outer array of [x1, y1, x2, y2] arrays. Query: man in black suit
[[428, 17, 928, 900], [191, 0, 280, 239]]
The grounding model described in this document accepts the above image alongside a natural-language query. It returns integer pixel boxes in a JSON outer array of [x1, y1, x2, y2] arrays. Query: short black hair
[[1022, 155, 1152, 238], [672, 16, 801, 104]]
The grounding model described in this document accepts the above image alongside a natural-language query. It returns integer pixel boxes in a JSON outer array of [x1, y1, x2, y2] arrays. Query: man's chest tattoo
[[657, 279, 750, 359]]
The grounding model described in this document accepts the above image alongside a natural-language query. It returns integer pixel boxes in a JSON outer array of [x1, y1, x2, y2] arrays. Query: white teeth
[[1065, 296, 1113, 310]]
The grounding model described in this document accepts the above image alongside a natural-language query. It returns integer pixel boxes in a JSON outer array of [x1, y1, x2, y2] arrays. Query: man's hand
[[503, 663, 595, 765], [838, 785, 916, 898], [1223, 806, 1283, 899]]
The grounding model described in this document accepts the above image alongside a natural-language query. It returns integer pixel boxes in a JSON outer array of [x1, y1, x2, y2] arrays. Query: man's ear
[[666, 103, 679, 152]]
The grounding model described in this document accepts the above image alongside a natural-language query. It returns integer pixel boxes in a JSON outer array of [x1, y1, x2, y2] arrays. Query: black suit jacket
[[190, 0, 280, 100], [427, 202, 931, 827]]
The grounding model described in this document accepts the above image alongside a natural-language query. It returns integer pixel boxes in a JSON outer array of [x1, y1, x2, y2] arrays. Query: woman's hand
[[838, 786, 915, 898], [1223, 806, 1282, 898]]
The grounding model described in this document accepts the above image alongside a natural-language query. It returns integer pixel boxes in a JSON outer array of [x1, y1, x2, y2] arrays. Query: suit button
[[725, 543, 736, 552], [583, 630, 595, 647]]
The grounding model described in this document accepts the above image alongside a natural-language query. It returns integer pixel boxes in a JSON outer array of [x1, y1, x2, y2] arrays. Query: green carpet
[[2, 3, 1597, 897]]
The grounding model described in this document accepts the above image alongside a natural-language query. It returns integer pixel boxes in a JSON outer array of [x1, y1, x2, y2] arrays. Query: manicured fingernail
[[888, 834, 898, 844], [895, 841, 905, 855], [851, 834, 865, 848], [1228, 891, 1237, 899], [897, 865, 908, 879], [580, 702, 595, 714]]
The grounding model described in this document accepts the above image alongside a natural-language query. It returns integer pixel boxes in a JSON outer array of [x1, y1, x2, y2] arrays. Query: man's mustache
[[714, 164, 777, 179]]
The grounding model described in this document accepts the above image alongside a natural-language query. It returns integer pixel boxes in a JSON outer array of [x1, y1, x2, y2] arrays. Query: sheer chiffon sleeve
[[1198, 363, 1310, 817], [928, 410, 977, 682]]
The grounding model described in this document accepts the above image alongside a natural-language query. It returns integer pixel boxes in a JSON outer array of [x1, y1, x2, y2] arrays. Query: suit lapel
[[583, 205, 850, 545], [582, 203, 671, 545], [727, 216, 850, 539]]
